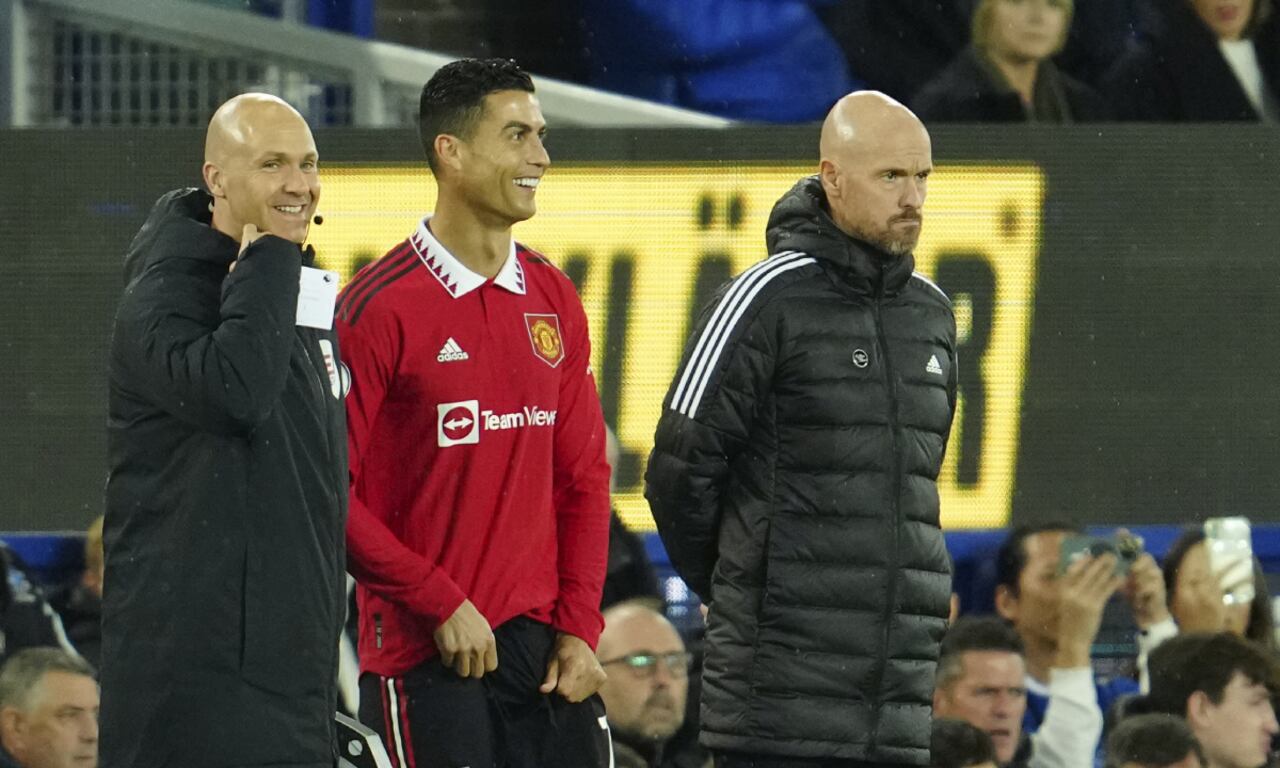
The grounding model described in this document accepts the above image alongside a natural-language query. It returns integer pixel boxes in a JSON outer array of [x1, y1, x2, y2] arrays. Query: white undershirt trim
[[409, 215, 527, 298]]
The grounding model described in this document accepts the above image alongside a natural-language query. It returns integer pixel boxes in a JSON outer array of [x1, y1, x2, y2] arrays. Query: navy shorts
[[359, 617, 612, 768]]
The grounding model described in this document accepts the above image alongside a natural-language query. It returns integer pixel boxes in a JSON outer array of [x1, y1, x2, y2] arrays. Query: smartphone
[[1059, 533, 1143, 576], [1204, 516, 1255, 606]]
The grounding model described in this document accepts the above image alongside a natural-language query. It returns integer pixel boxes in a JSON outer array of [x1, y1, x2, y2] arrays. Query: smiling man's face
[[451, 90, 550, 228], [204, 94, 321, 244]]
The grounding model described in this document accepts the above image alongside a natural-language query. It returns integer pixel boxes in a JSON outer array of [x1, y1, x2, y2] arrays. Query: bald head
[[599, 603, 683, 659], [817, 91, 932, 256], [205, 93, 306, 166], [202, 93, 320, 244], [598, 602, 689, 745], [819, 91, 927, 167]]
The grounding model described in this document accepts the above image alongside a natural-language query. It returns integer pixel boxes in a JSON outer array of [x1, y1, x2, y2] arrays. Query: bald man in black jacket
[[101, 94, 346, 768]]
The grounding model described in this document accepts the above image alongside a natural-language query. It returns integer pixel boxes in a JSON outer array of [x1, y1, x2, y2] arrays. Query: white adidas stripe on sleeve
[[671, 251, 815, 418], [912, 272, 949, 302], [670, 251, 803, 413]]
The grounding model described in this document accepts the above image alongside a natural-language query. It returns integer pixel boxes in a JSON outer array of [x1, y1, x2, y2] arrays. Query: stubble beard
[[617, 693, 683, 744], [852, 221, 918, 258], [885, 237, 915, 257]]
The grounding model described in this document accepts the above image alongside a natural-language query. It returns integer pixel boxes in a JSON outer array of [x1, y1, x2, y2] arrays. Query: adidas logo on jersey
[[926, 354, 943, 376], [436, 337, 469, 363]]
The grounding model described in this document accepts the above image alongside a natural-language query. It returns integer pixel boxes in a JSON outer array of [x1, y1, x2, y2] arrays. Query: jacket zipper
[[868, 279, 904, 755]]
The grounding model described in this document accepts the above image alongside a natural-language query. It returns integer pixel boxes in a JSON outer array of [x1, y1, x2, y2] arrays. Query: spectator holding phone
[[1134, 524, 1276, 694], [1163, 528, 1275, 651], [995, 525, 1147, 741]]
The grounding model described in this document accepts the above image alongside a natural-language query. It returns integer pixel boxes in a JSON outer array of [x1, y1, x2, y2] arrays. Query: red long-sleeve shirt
[[336, 217, 610, 676]]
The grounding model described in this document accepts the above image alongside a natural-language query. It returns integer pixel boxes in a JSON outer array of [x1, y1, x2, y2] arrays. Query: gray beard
[[848, 222, 914, 257], [862, 230, 914, 257], [884, 238, 913, 256]]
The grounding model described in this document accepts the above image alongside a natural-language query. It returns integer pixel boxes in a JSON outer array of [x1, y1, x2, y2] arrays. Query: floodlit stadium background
[[308, 164, 1043, 531]]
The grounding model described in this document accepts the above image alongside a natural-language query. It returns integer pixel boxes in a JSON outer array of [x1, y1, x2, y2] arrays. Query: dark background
[[2, 125, 1279, 531]]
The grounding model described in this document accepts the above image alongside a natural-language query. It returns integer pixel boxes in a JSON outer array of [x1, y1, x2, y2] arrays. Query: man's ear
[[0, 706, 25, 754], [995, 585, 1019, 623], [202, 162, 225, 199], [434, 134, 464, 176], [819, 159, 840, 200], [1186, 690, 1213, 729], [933, 685, 949, 713]]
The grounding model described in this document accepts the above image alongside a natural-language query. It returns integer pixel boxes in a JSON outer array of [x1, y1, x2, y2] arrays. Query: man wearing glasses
[[596, 603, 710, 768]]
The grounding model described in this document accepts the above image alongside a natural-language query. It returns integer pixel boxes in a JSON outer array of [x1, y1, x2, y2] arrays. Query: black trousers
[[359, 616, 611, 768]]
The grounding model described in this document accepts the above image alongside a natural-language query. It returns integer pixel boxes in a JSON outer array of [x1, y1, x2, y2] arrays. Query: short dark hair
[[932, 718, 998, 768], [1161, 529, 1207, 607], [418, 58, 535, 174], [995, 522, 1082, 596], [1105, 714, 1205, 768], [1147, 632, 1279, 717], [937, 616, 1026, 690]]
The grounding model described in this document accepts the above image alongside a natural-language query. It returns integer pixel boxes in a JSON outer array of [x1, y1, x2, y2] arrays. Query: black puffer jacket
[[102, 189, 347, 768], [646, 177, 956, 763]]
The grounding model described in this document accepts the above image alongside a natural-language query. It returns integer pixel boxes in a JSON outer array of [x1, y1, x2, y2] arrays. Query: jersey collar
[[409, 216, 527, 298]]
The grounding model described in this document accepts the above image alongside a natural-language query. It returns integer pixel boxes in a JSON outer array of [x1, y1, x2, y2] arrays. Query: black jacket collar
[[124, 188, 236, 283], [123, 188, 314, 284], [765, 175, 915, 297]]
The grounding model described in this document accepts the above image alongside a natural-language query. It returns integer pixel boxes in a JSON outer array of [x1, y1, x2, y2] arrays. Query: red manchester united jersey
[[336, 217, 610, 676]]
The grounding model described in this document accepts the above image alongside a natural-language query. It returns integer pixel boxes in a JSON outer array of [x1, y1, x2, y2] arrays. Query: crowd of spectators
[[586, 521, 1279, 768], [0, 520, 101, 768], [0, 516, 1276, 768], [489, 0, 1280, 123], [194, 1, 1280, 123], [6, 4, 1279, 759], [929, 524, 1277, 768], [2, 455, 1278, 765]]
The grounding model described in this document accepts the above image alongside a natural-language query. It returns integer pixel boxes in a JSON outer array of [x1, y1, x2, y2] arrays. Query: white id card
[[297, 266, 339, 330]]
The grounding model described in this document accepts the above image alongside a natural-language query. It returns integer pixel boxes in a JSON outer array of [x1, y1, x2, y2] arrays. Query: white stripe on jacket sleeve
[[670, 251, 814, 418]]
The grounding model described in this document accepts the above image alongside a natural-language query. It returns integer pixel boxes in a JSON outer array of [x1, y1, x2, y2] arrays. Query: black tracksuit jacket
[[647, 176, 957, 764], [101, 189, 347, 768]]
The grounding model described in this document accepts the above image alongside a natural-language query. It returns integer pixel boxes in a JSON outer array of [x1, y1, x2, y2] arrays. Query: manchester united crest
[[524, 313, 565, 368]]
